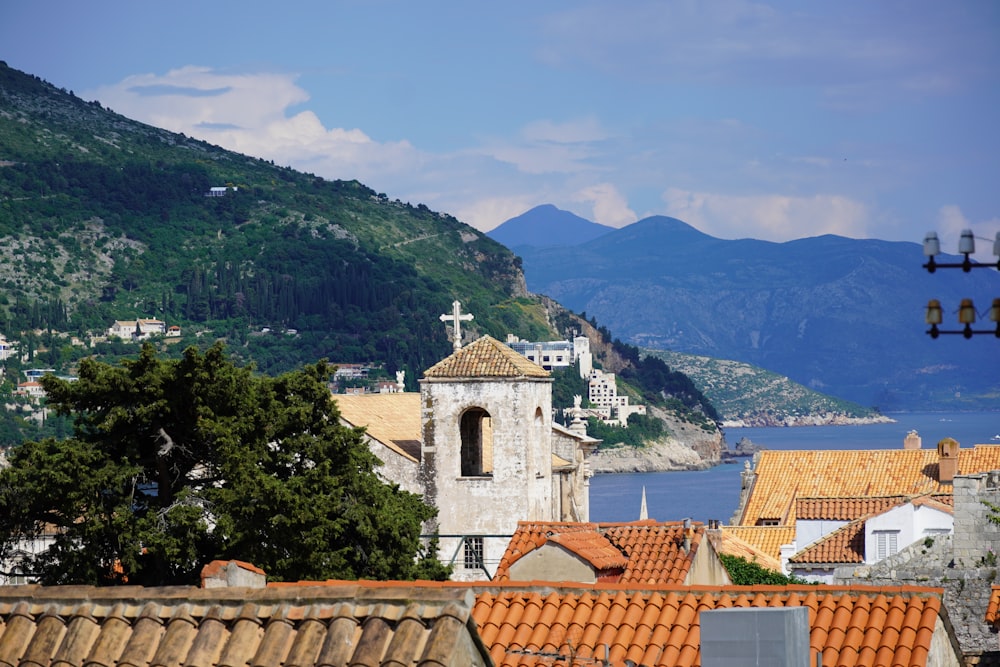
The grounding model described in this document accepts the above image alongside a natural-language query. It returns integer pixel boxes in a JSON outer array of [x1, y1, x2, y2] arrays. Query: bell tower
[[419, 334, 553, 580]]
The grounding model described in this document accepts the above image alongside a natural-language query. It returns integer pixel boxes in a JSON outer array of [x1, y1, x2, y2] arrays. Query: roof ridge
[[423, 335, 550, 379]]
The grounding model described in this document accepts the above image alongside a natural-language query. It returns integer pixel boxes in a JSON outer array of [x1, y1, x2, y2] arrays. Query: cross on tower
[[439, 300, 473, 351]]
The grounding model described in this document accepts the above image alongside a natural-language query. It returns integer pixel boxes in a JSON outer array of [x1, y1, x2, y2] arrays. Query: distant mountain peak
[[487, 205, 615, 250]]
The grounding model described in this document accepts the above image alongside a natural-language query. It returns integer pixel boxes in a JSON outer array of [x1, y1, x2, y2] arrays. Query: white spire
[[639, 486, 648, 521]]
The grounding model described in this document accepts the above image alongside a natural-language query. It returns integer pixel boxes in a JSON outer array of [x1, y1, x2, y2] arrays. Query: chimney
[[201, 559, 267, 588], [936, 437, 960, 484], [682, 518, 692, 552], [903, 430, 922, 450]]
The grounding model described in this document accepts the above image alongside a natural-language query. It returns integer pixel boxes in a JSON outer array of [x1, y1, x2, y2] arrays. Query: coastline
[[720, 413, 896, 428]]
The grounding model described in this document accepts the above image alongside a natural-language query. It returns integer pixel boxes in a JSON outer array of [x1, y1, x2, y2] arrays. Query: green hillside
[[0, 62, 551, 379]]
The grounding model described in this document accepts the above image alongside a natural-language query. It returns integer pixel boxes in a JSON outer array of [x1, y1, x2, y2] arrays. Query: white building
[[107, 319, 167, 340], [0, 336, 15, 361], [505, 334, 593, 377], [587, 369, 646, 426]]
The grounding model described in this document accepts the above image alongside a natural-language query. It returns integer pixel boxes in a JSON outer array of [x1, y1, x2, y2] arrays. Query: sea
[[589, 411, 1000, 524]]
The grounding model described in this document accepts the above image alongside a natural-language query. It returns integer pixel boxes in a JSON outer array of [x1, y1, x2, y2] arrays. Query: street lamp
[[923, 230, 1000, 272], [926, 297, 1000, 339]]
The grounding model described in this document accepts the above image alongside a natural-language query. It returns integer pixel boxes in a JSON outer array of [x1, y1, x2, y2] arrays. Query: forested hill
[[0, 62, 553, 378]]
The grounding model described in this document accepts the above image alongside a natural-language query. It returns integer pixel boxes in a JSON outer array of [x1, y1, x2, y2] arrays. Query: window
[[463, 537, 484, 570], [757, 519, 780, 526], [874, 530, 899, 560], [460, 408, 493, 476]]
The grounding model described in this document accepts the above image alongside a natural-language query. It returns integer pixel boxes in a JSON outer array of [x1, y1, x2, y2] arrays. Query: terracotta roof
[[796, 496, 908, 521], [720, 525, 796, 561], [466, 583, 947, 667], [334, 392, 422, 461], [789, 517, 867, 565], [706, 529, 783, 572], [268, 579, 952, 667], [0, 583, 491, 667], [987, 585, 1000, 625], [739, 446, 1000, 526], [796, 494, 954, 522], [493, 520, 702, 585], [605, 523, 703, 585], [423, 335, 551, 379], [494, 521, 601, 581], [546, 531, 628, 571]]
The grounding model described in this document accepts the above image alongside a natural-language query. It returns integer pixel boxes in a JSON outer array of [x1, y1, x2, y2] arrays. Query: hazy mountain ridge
[[506, 206, 1000, 411]]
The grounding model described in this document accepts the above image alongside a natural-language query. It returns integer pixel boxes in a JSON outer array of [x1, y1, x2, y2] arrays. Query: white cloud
[[573, 183, 637, 228], [86, 67, 423, 183], [935, 205, 1000, 263], [662, 187, 870, 242]]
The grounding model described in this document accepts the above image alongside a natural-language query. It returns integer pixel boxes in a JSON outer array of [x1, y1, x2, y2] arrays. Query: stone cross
[[440, 300, 473, 351]]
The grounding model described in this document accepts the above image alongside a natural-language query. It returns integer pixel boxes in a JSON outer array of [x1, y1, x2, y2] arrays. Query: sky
[[3, 1, 999, 257]]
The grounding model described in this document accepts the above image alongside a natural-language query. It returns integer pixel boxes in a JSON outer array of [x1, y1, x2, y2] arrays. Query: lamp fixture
[[926, 297, 1000, 339], [923, 230, 1000, 272]]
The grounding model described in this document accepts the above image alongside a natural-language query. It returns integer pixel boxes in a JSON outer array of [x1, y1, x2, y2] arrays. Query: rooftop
[[739, 447, 1000, 526], [0, 580, 953, 667], [423, 335, 550, 379]]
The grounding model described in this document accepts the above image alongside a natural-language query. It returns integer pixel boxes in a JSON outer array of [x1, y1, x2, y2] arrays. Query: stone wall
[[835, 471, 1000, 665]]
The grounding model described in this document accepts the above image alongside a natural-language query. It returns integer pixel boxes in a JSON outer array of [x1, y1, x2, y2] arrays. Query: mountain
[[510, 211, 1000, 411], [0, 62, 549, 380], [0, 64, 723, 456], [486, 204, 615, 250]]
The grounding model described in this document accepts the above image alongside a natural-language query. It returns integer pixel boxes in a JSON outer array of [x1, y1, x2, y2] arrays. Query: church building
[[334, 305, 599, 581]]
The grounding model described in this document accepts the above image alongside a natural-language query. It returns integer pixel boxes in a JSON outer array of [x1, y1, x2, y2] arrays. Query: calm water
[[589, 411, 1000, 524]]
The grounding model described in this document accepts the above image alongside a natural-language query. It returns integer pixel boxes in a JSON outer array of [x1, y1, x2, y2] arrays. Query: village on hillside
[[1, 301, 998, 666]]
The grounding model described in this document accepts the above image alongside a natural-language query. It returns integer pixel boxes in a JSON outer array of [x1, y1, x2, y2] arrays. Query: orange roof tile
[[706, 529, 783, 572], [423, 335, 550, 379], [987, 585, 1000, 625], [470, 583, 946, 667], [334, 392, 422, 461], [789, 517, 866, 565], [604, 523, 703, 585], [720, 525, 797, 560], [739, 446, 1000, 526], [267, 579, 953, 667], [546, 531, 628, 571], [796, 496, 907, 521], [493, 520, 702, 585]]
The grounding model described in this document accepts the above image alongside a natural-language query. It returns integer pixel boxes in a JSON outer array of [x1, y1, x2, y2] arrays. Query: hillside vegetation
[[0, 63, 721, 455], [647, 349, 888, 426]]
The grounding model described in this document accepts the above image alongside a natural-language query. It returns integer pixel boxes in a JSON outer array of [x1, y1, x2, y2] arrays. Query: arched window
[[460, 407, 493, 476]]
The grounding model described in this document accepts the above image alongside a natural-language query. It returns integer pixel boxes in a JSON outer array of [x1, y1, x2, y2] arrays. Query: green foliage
[[0, 343, 449, 585], [587, 413, 665, 449], [985, 500, 1000, 526], [718, 553, 810, 586]]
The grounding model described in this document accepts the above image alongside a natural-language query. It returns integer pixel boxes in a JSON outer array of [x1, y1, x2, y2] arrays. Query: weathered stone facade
[[836, 471, 1000, 665]]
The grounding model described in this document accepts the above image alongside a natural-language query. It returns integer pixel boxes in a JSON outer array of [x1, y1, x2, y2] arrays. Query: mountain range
[[489, 206, 1000, 411]]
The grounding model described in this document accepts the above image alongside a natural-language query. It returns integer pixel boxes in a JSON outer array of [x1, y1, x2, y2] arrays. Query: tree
[[0, 342, 448, 586]]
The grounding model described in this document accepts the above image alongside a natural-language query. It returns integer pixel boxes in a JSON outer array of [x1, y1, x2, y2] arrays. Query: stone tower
[[418, 335, 553, 581]]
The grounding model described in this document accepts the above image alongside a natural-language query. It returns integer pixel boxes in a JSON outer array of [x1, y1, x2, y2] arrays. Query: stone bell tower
[[419, 334, 553, 580]]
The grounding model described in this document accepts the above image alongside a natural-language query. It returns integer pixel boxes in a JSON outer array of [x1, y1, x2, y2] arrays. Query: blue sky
[[3, 1, 999, 255]]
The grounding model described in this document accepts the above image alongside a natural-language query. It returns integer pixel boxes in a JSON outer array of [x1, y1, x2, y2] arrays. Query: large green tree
[[0, 343, 448, 585]]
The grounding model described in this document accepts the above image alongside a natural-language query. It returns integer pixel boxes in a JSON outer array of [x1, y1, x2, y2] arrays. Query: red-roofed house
[[493, 519, 730, 586]]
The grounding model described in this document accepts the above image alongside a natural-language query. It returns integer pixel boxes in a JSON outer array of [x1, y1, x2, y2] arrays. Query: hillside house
[[107, 318, 166, 340], [0, 336, 14, 361], [14, 381, 45, 400], [205, 185, 238, 196]]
